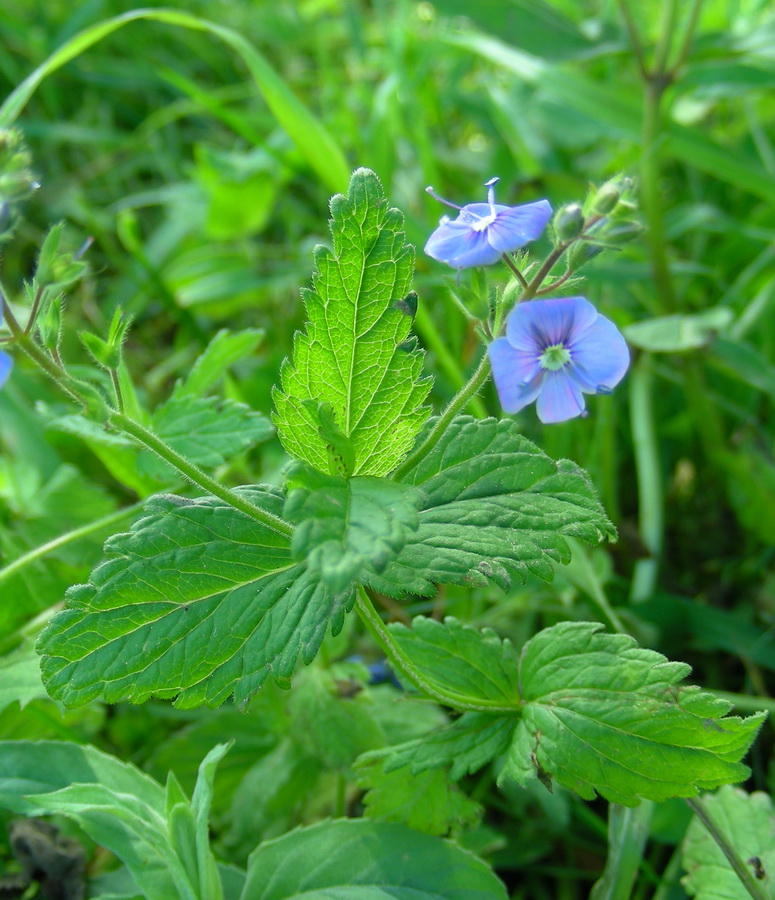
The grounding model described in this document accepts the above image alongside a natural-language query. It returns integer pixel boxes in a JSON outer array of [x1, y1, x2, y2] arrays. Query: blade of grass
[[0, 7, 350, 194]]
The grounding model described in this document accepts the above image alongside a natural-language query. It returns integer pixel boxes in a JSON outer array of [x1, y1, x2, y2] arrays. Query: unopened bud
[[605, 220, 643, 245], [554, 203, 584, 242], [591, 181, 621, 215]]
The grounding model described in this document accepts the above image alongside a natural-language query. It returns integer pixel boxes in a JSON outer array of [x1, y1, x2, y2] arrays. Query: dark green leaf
[[284, 464, 423, 592], [239, 819, 508, 899], [37, 489, 353, 708], [367, 417, 616, 595], [503, 622, 766, 805], [273, 168, 431, 477]]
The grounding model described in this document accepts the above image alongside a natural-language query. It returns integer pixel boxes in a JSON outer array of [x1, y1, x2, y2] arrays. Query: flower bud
[[553, 203, 584, 242], [590, 180, 621, 215], [566, 238, 605, 273]]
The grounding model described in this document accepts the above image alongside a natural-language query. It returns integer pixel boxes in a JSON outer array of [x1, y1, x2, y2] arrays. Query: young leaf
[[388, 616, 520, 705], [37, 489, 354, 708], [375, 712, 517, 782], [367, 416, 616, 595], [273, 167, 430, 477], [284, 464, 423, 592], [139, 395, 273, 480], [503, 622, 766, 805], [356, 758, 482, 837], [682, 786, 775, 900], [239, 819, 508, 899], [176, 327, 265, 398]]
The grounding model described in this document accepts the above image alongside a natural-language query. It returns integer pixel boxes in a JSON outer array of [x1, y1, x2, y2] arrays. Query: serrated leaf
[[273, 168, 431, 477], [37, 488, 354, 708], [239, 819, 508, 899], [389, 616, 520, 705], [176, 328, 265, 398], [140, 396, 273, 481], [503, 622, 766, 805], [356, 757, 482, 836], [284, 464, 423, 592], [366, 416, 616, 596], [682, 786, 775, 899], [0, 641, 47, 714], [378, 712, 517, 782]]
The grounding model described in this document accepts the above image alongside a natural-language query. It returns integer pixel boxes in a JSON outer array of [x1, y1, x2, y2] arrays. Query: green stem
[[110, 412, 293, 538], [629, 355, 662, 602], [670, 0, 705, 75], [686, 797, 769, 900], [0, 501, 145, 589], [354, 587, 519, 713], [616, 0, 648, 79], [711, 690, 775, 715], [391, 350, 492, 480]]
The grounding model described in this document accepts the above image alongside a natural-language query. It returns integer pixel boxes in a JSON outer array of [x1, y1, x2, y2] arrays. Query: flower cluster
[[488, 296, 629, 423], [0, 304, 12, 389], [424, 177, 552, 270]]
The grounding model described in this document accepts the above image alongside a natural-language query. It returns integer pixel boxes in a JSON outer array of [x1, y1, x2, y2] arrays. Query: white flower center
[[539, 344, 571, 371]]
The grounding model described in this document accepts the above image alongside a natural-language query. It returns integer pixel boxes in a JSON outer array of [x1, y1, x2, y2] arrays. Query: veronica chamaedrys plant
[[488, 296, 629, 423], [0, 304, 12, 388], [424, 177, 552, 269]]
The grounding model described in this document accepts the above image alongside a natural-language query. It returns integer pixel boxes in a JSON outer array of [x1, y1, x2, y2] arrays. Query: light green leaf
[[273, 168, 431, 477], [192, 744, 231, 900], [624, 308, 733, 352], [284, 464, 423, 592], [176, 328, 265, 398], [356, 758, 482, 837], [682, 786, 775, 900], [139, 395, 273, 480], [367, 416, 616, 596], [389, 616, 520, 705], [0, 740, 179, 900], [0, 640, 47, 714], [503, 622, 766, 805], [377, 712, 516, 782], [239, 819, 508, 899], [37, 488, 353, 708]]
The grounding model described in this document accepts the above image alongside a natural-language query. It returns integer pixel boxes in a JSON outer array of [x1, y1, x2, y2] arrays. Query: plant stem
[[354, 587, 519, 713], [686, 797, 769, 900], [109, 412, 294, 538], [670, 0, 705, 75], [615, 0, 648, 79], [391, 349, 492, 480], [501, 253, 529, 290]]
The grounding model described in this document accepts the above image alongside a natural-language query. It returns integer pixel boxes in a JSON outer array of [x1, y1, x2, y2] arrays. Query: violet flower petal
[[424, 220, 502, 268], [506, 296, 598, 350], [488, 338, 544, 413], [0, 350, 12, 389], [536, 371, 586, 423], [567, 315, 630, 394], [486, 200, 553, 253]]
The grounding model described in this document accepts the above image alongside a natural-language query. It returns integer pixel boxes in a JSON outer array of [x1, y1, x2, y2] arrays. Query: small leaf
[[37, 488, 353, 708], [682, 786, 775, 899], [624, 307, 733, 352], [284, 464, 423, 592], [273, 168, 431, 477], [368, 416, 616, 595], [177, 328, 265, 398], [377, 712, 517, 782], [389, 616, 520, 705], [139, 396, 273, 480], [356, 757, 482, 836], [503, 622, 766, 805], [239, 818, 508, 899], [0, 641, 47, 714]]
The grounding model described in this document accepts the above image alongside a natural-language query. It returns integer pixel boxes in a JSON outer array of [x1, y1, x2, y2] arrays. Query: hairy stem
[[355, 587, 519, 713], [685, 797, 769, 900], [110, 412, 294, 538]]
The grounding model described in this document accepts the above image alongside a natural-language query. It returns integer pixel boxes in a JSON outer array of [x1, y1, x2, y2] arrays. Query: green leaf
[[176, 328, 265, 398], [37, 488, 354, 708], [284, 464, 423, 592], [624, 308, 733, 352], [682, 786, 775, 900], [0, 740, 179, 900], [139, 395, 273, 480], [378, 712, 516, 782], [0, 640, 47, 714], [239, 819, 508, 899], [273, 168, 431, 477], [389, 616, 520, 705], [356, 758, 482, 837], [367, 417, 616, 596], [503, 622, 766, 805]]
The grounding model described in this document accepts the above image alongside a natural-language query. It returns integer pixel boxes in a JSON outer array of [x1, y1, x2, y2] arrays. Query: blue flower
[[0, 305, 12, 389], [424, 177, 552, 270], [488, 296, 629, 423]]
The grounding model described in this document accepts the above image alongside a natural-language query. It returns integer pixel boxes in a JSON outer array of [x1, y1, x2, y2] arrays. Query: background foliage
[[1, 0, 774, 897]]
